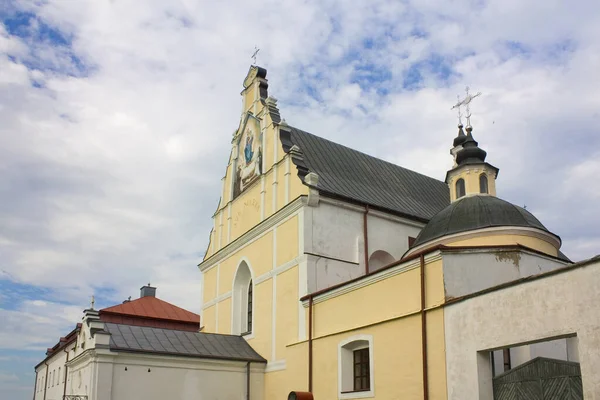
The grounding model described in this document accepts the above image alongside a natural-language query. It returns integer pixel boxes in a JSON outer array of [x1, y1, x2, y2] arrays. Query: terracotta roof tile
[[100, 296, 199, 323]]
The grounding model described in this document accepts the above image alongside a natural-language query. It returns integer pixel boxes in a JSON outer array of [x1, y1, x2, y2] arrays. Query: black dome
[[453, 124, 467, 147], [456, 127, 487, 165], [412, 195, 556, 248]]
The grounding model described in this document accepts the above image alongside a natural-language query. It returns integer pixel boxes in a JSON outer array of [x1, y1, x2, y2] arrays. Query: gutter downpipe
[[420, 254, 429, 400], [43, 361, 49, 400], [62, 346, 71, 399], [363, 205, 370, 274], [32, 371, 38, 400], [246, 362, 251, 400], [308, 295, 313, 393]]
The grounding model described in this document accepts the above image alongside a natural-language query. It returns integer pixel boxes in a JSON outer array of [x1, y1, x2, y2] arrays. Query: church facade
[[198, 66, 600, 400]]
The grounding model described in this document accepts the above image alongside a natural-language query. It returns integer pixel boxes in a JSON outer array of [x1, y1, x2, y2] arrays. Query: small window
[[456, 178, 466, 198], [479, 174, 489, 194], [338, 335, 374, 399], [247, 280, 253, 333], [353, 348, 370, 391]]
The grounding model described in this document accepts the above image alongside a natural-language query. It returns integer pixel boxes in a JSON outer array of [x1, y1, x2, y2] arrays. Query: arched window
[[479, 174, 489, 194], [368, 250, 395, 272], [456, 178, 466, 199], [232, 261, 253, 335], [247, 280, 253, 333]]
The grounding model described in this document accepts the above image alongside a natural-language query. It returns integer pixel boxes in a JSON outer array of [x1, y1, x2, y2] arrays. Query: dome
[[411, 195, 558, 249], [455, 126, 487, 165], [453, 124, 467, 147]]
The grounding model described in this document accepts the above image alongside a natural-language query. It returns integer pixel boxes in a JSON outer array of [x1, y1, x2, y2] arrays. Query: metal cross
[[452, 86, 482, 128], [451, 94, 464, 126], [251, 46, 260, 65]]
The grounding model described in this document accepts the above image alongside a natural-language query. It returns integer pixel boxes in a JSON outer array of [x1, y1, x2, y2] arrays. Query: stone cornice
[[199, 196, 306, 272]]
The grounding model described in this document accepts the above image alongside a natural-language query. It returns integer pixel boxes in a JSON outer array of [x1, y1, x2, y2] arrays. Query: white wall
[[444, 259, 600, 400], [108, 355, 264, 400], [34, 342, 76, 400], [306, 199, 423, 292], [442, 249, 567, 300]]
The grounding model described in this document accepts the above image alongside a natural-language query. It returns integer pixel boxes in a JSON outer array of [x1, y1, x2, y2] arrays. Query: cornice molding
[[302, 252, 442, 306], [200, 196, 306, 272], [406, 226, 561, 258]]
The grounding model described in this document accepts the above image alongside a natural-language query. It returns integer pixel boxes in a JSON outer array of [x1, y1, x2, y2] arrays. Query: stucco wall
[[307, 200, 424, 292], [34, 343, 75, 400], [442, 249, 567, 300], [444, 260, 600, 399], [108, 355, 265, 400]]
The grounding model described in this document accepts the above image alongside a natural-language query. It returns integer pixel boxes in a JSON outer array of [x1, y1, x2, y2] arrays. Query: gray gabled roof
[[280, 127, 450, 221], [105, 323, 266, 363]]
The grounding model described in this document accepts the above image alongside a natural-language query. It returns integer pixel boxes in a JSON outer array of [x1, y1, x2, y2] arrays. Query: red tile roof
[[100, 296, 199, 323]]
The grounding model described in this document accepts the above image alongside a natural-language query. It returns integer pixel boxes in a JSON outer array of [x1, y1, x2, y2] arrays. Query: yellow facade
[[447, 164, 497, 202], [449, 233, 559, 257], [198, 66, 569, 400]]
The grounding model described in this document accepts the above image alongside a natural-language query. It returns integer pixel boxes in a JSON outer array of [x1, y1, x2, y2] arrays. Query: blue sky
[[1, 0, 600, 398]]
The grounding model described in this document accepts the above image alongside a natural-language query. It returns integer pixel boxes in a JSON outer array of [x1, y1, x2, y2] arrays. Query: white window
[[338, 334, 374, 399], [232, 260, 254, 336], [59, 367, 62, 383]]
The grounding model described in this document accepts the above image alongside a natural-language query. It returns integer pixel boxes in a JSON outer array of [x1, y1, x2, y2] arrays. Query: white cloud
[[1, 0, 600, 398]]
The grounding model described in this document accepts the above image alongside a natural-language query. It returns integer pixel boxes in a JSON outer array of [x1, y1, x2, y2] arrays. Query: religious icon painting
[[233, 115, 263, 199]]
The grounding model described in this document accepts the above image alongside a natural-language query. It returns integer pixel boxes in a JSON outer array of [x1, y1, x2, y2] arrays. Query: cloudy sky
[[1, 0, 599, 397]]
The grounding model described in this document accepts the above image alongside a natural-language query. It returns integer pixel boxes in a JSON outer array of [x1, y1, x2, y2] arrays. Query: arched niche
[[368, 250, 395, 272]]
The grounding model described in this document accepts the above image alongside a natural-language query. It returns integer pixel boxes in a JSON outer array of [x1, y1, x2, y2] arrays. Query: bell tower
[[446, 88, 499, 202]]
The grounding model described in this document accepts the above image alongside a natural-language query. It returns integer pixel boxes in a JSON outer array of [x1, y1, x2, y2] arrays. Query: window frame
[[245, 280, 253, 335], [456, 178, 466, 198], [338, 334, 374, 399], [232, 259, 255, 338], [479, 173, 489, 194]]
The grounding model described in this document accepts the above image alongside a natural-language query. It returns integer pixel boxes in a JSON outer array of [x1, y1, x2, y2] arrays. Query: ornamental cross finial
[[451, 86, 482, 128], [451, 94, 464, 126], [90, 295, 95, 310], [251, 46, 260, 65]]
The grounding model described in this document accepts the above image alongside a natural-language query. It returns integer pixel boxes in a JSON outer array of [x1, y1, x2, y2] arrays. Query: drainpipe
[[62, 346, 71, 399], [43, 361, 49, 400], [308, 296, 313, 393], [32, 371, 38, 400], [246, 362, 251, 400], [363, 205, 370, 274], [420, 254, 429, 400]]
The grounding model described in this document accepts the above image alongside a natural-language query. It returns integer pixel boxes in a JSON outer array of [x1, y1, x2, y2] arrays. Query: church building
[[198, 65, 600, 400], [33, 65, 600, 400]]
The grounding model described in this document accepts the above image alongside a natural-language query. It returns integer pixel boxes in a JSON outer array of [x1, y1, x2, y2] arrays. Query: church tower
[[445, 90, 499, 202], [445, 124, 499, 202]]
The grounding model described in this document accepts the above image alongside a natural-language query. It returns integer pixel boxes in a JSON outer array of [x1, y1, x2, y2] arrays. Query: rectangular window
[[353, 348, 370, 391]]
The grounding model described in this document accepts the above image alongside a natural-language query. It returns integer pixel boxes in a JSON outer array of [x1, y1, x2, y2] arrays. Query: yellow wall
[[218, 297, 232, 334], [202, 305, 216, 333], [276, 216, 298, 266], [248, 279, 273, 358], [449, 233, 559, 257], [447, 165, 497, 202], [275, 266, 299, 358]]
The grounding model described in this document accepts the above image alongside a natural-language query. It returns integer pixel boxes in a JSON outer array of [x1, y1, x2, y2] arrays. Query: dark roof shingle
[[281, 127, 450, 221], [105, 323, 266, 363]]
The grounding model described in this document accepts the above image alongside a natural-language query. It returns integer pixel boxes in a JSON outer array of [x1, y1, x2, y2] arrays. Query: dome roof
[[411, 195, 558, 249], [456, 126, 487, 165], [453, 124, 467, 147]]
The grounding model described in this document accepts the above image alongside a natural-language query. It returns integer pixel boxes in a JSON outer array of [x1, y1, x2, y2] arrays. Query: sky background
[[1, 0, 599, 398]]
